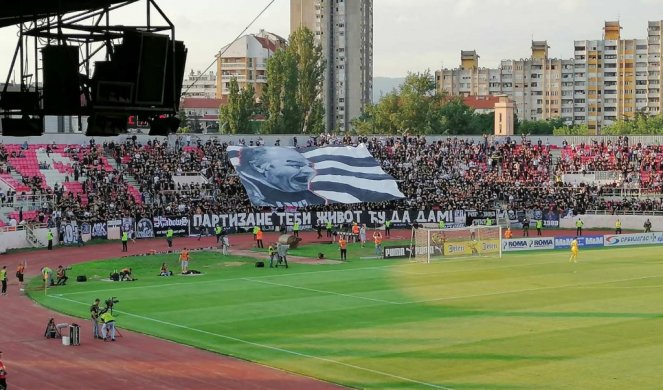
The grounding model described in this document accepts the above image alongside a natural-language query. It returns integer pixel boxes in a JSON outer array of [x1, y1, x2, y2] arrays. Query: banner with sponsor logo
[[603, 232, 663, 247], [502, 237, 555, 252], [382, 245, 444, 259], [554, 235, 604, 249], [443, 240, 500, 256], [153, 215, 190, 237], [189, 209, 468, 234]]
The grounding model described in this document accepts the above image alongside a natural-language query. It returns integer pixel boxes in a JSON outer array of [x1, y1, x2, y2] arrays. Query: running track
[[0, 228, 612, 389], [0, 231, 347, 390]]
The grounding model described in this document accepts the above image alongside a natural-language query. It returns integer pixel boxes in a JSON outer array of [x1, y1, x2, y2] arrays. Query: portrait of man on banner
[[231, 147, 327, 208]]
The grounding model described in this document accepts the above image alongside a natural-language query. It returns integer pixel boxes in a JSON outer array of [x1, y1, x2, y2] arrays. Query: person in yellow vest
[[121, 230, 129, 252], [0, 266, 7, 295], [293, 222, 300, 238], [256, 228, 264, 248], [615, 219, 622, 234], [504, 227, 513, 239], [373, 231, 383, 257], [47, 229, 53, 250], [575, 219, 584, 236], [99, 310, 116, 341], [385, 219, 392, 237], [486, 218, 493, 226], [338, 236, 347, 261], [268, 244, 276, 267], [252, 225, 260, 241], [536, 219, 543, 236], [166, 228, 174, 247], [326, 221, 333, 238], [215, 225, 222, 242], [439, 220, 445, 229], [569, 237, 579, 263], [41, 266, 54, 287]]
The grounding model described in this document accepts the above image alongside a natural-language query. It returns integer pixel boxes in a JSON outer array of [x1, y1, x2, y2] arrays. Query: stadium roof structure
[[0, 0, 137, 29]]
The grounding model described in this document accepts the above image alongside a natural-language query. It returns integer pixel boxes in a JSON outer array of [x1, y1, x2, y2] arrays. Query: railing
[[25, 224, 44, 247], [0, 194, 55, 210], [585, 210, 663, 216]]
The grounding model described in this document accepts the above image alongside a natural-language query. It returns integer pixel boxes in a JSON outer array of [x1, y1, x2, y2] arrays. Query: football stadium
[[2, 1, 663, 390]]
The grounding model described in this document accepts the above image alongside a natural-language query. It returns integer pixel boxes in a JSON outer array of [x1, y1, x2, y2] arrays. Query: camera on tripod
[[100, 297, 119, 314], [105, 297, 119, 307]]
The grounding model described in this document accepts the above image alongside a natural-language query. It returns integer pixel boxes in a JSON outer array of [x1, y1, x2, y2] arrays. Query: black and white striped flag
[[228, 144, 404, 207]]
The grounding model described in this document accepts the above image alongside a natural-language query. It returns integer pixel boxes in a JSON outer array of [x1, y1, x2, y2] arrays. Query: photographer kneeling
[[99, 310, 116, 342], [120, 268, 134, 281]]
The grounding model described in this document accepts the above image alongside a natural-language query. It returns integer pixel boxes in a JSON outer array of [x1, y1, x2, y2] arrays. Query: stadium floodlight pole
[[181, 0, 277, 96]]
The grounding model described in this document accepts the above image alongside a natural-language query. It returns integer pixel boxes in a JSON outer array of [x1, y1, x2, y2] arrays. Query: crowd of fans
[[2, 133, 663, 228]]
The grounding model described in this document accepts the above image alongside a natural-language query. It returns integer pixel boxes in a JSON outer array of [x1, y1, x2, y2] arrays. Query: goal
[[411, 224, 503, 263]]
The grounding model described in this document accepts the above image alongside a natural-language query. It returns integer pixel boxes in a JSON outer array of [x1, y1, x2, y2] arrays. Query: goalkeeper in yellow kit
[[569, 237, 579, 263]]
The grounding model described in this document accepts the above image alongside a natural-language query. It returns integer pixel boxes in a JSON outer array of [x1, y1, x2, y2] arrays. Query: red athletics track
[[0, 232, 347, 390], [0, 228, 615, 390]]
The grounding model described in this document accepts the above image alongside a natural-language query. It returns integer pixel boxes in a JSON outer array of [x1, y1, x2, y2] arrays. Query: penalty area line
[[49, 294, 453, 390]]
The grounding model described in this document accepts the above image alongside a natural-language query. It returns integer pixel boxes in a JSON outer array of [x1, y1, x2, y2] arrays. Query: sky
[[0, 0, 661, 81]]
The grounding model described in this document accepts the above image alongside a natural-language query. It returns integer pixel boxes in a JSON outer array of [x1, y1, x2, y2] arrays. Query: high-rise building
[[436, 21, 663, 133], [291, 0, 373, 132], [182, 70, 217, 99], [215, 30, 287, 102]]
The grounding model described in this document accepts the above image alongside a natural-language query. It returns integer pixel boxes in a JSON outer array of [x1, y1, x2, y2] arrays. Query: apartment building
[[436, 21, 663, 133], [181, 70, 217, 99], [291, 0, 373, 132], [215, 30, 287, 102]]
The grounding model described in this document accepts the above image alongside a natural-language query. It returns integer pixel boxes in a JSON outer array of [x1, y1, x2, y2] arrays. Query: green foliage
[[219, 78, 256, 134], [263, 28, 325, 134], [553, 123, 592, 136], [601, 113, 663, 135], [518, 118, 565, 135]]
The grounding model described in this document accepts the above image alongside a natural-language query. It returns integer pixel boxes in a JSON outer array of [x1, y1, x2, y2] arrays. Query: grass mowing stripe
[[241, 277, 402, 305], [49, 294, 454, 390], [407, 274, 663, 304], [58, 265, 393, 297]]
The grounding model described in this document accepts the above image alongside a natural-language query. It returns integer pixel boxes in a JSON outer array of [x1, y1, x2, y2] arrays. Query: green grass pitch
[[29, 244, 663, 389]]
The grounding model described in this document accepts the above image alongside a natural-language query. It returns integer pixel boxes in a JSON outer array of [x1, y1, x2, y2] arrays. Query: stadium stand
[[1, 134, 663, 228]]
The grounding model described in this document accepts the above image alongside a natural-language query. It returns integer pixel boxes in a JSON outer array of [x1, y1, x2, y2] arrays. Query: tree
[[219, 78, 256, 134], [601, 113, 663, 135], [518, 118, 564, 135], [553, 123, 591, 136], [262, 27, 325, 134], [352, 70, 444, 135]]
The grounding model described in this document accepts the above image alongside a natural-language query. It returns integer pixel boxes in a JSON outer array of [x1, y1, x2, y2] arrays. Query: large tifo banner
[[190, 209, 467, 233], [227, 145, 405, 207]]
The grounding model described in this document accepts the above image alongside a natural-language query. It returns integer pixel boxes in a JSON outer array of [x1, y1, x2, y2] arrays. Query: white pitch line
[[49, 295, 453, 390], [406, 275, 663, 304], [241, 277, 401, 305]]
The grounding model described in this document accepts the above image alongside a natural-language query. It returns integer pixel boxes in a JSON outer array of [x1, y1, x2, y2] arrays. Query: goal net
[[411, 224, 502, 263]]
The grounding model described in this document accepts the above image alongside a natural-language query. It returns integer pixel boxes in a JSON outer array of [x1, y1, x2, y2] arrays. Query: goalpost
[[411, 224, 503, 263]]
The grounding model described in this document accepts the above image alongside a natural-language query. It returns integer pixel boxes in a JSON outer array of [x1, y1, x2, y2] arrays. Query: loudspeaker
[[76, 275, 87, 282], [163, 39, 187, 110], [149, 116, 180, 136], [42, 45, 80, 114], [255, 261, 265, 268], [135, 33, 170, 104]]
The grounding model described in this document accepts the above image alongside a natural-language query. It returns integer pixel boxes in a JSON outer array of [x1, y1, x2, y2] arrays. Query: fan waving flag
[[227, 144, 405, 208]]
